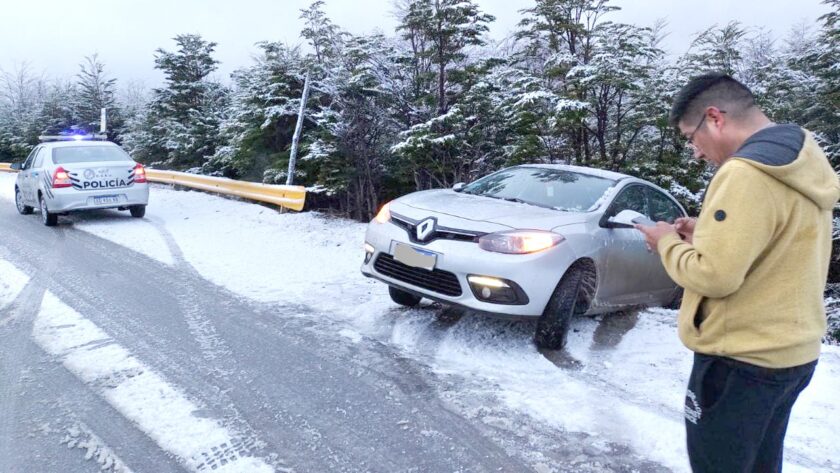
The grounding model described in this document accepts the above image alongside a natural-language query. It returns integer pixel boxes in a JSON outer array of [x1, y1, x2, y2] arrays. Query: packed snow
[[0, 257, 29, 318], [32, 290, 274, 473], [1, 172, 838, 472]]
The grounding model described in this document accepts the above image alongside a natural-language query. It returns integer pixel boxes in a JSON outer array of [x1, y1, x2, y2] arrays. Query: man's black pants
[[684, 353, 816, 473]]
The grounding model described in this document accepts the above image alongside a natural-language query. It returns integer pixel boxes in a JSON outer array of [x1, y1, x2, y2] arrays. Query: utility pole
[[287, 71, 311, 186]]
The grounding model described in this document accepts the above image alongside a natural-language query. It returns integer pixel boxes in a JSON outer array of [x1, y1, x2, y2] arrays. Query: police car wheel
[[129, 205, 146, 218], [39, 195, 58, 227], [15, 187, 33, 215]]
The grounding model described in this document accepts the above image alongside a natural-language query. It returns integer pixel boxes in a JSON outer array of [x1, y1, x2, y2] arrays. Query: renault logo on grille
[[416, 218, 436, 241]]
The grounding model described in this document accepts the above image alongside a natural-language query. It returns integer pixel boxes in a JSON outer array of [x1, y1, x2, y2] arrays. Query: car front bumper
[[361, 219, 578, 317]]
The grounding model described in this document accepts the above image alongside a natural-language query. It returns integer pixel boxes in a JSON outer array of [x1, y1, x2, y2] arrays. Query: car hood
[[395, 189, 592, 231]]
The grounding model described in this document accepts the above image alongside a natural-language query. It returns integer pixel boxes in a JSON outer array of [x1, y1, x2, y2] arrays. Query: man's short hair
[[669, 73, 756, 127]]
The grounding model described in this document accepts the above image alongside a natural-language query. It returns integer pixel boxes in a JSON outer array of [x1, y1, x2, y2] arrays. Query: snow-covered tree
[[124, 34, 228, 168], [75, 54, 120, 137], [206, 42, 307, 180]]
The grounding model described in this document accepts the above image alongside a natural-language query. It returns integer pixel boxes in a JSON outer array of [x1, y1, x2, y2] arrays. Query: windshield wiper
[[500, 197, 554, 209]]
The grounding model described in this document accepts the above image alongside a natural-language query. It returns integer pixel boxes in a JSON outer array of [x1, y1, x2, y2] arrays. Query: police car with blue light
[[11, 133, 149, 226]]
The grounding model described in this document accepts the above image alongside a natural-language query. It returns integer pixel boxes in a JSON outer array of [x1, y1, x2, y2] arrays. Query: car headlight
[[373, 202, 391, 224], [478, 230, 565, 254]]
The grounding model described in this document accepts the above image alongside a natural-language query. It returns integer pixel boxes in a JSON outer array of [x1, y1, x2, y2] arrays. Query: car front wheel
[[39, 194, 58, 226], [534, 264, 594, 350], [389, 286, 422, 307], [15, 187, 33, 215]]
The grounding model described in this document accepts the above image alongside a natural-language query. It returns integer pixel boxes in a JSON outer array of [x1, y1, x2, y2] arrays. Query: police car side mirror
[[10, 162, 21, 171], [453, 182, 466, 192]]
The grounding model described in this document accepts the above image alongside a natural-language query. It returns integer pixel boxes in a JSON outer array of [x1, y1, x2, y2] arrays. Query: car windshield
[[462, 167, 616, 212], [52, 146, 133, 164]]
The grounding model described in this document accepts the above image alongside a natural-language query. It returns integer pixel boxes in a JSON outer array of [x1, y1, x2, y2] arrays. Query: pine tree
[[138, 34, 228, 169], [206, 42, 307, 181], [75, 54, 120, 137]]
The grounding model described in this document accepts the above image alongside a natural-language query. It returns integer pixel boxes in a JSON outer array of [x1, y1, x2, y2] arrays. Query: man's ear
[[707, 107, 727, 131]]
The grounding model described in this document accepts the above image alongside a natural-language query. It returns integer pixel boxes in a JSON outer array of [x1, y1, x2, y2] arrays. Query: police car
[[11, 135, 149, 226]]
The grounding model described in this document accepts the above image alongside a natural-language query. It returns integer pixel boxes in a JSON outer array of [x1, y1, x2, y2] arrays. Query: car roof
[[515, 163, 630, 182], [41, 140, 120, 149]]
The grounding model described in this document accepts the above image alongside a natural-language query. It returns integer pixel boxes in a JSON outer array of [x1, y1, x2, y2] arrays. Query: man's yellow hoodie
[[658, 125, 840, 368]]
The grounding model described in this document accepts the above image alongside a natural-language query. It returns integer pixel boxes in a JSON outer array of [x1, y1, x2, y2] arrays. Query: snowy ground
[[1, 172, 838, 472]]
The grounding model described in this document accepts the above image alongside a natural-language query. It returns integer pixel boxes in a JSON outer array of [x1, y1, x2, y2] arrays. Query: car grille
[[391, 213, 484, 244], [374, 254, 462, 297]]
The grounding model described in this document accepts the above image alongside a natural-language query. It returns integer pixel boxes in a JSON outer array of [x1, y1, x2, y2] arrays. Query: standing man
[[637, 72, 840, 472]]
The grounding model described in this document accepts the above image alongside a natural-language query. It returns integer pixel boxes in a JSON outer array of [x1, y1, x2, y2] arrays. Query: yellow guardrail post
[[0, 163, 306, 211]]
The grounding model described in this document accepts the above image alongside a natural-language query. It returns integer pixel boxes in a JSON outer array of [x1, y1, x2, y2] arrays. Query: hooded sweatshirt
[[658, 125, 840, 368]]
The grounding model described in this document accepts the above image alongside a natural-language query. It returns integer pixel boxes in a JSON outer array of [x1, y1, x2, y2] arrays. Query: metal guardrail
[[0, 163, 306, 212], [146, 169, 306, 211]]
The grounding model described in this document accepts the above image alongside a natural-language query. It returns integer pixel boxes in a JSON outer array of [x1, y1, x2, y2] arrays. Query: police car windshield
[[52, 146, 133, 164]]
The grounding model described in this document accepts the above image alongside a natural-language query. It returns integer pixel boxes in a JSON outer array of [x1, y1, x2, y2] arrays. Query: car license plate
[[94, 195, 120, 205], [393, 242, 437, 270]]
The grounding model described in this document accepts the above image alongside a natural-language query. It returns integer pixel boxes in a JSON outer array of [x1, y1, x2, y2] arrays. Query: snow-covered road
[[1, 173, 837, 472]]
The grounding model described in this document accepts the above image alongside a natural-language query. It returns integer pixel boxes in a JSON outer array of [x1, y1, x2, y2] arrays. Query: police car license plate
[[393, 242, 437, 270], [94, 195, 120, 205]]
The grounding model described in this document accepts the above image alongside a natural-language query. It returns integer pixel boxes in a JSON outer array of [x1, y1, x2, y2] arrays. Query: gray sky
[[0, 0, 831, 87]]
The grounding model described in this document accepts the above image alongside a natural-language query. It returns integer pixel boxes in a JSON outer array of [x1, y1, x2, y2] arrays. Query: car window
[[21, 147, 38, 170], [52, 146, 133, 164], [645, 187, 684, 223], [605, 185, 647, 218], [462, 167, 616, 212], [33, 147, 47, 168]]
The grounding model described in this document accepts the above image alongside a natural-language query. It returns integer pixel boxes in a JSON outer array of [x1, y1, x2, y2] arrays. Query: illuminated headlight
[[467, 275, 529, 305], [478, 230, 564, 254], [373, 202, 391, 224], [364, 243, 375, 263]]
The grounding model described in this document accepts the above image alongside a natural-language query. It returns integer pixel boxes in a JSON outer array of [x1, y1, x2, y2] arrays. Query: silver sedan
[[361, 164, 686, 349]]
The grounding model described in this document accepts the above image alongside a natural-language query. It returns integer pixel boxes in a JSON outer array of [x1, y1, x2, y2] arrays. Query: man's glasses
[[685, 110, 726, 145]]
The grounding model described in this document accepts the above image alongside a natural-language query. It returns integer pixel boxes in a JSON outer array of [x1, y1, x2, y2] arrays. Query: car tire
[[15, 187, 33, 215], [389, 286, 422, 307], [129, 205, 146, 218], [39, 194, 57, 227], [534, 264, 594, 350]]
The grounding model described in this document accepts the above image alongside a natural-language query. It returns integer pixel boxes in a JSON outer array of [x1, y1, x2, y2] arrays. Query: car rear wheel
[[39, 194, 57, 227], [129, 205, 146, 218], [535, 263, 595, 350], [15, 187, 33, 215], [389, 286, 422, 307]]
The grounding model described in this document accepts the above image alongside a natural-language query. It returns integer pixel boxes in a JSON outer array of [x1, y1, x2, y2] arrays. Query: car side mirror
[[10, 162, 21, 171], [604, 209, 655, 228], [452, 182, 466, 192]]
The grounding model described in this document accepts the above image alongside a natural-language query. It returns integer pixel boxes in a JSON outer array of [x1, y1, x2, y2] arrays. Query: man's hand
[[635, 221, 678, 253], [675, 217, 697, 243]]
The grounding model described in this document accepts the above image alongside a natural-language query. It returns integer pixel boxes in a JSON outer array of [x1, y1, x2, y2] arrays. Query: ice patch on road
[[0, 257, 29, 314], [32, 291, 274, 473]]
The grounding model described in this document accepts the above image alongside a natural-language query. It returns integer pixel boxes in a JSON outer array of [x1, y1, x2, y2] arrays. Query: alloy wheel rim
[[16, 190, 24, 212], [40, 198, 47, 223]]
